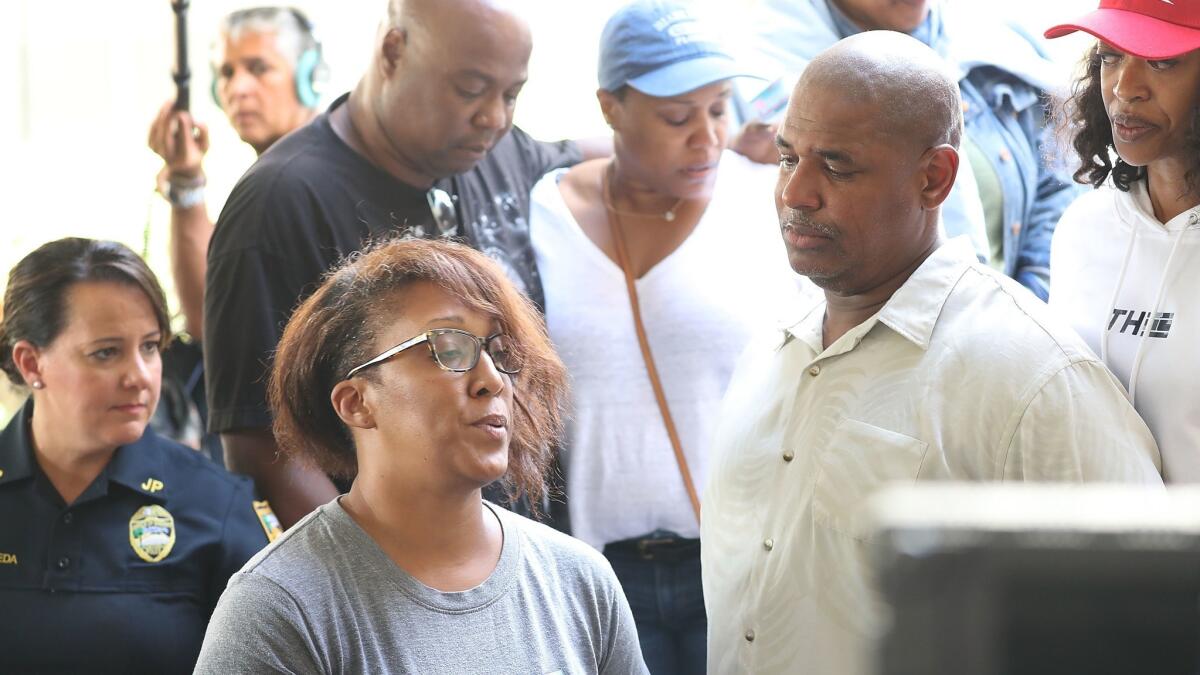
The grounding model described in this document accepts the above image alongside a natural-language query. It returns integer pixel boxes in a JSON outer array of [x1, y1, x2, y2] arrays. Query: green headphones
[[211, 7, 325, 110]]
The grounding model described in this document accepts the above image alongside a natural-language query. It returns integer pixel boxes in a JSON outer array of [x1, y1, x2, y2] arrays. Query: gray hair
[[219, 6, 318, 68]]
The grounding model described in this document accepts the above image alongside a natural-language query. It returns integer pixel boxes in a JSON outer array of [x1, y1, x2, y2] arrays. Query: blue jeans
[[604, 533, 707, 675]]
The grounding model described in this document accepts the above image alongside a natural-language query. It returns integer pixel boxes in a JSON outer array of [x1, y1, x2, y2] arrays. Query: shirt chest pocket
[[812, 419, 929, 541]]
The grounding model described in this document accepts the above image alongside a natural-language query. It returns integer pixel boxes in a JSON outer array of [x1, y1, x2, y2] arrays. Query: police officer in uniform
[[0, 238, 277, 674]]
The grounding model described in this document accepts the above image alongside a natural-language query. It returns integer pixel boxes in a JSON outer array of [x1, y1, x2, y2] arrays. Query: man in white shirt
[[700, 31, 1164, 675]]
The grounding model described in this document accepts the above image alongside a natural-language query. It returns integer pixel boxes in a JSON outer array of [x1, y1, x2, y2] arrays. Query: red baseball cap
[[1045, 0, 1200, 59]]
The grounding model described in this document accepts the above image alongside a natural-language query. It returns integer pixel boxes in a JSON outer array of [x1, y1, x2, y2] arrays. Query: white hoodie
[[1050, 180, 1200, 482]]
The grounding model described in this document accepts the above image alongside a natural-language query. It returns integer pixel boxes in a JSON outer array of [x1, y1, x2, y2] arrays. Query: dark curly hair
[[1058, 44, 1200, 193], [268, 237, 568, 509]]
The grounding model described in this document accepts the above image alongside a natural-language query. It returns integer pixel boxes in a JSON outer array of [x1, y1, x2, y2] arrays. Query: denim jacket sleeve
[[960, 68, 1082, 301]]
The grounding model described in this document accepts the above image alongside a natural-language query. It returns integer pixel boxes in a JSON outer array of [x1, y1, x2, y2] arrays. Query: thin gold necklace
[[602, 162, 685, 222]]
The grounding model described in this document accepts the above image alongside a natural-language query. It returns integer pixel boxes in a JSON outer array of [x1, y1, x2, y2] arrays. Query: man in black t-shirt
[[204, 0, 582, 528]]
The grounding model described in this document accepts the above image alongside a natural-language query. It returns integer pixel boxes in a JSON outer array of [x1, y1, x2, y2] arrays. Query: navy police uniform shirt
[[0, 400, 279, 674]]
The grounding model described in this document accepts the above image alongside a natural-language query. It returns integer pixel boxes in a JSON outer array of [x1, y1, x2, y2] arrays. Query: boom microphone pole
[[171, 0, 190, 111]]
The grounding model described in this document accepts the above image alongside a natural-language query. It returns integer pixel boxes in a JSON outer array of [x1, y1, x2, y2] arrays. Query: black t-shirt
[[204, 94, 581, 434], [0, 400, 272, 674]]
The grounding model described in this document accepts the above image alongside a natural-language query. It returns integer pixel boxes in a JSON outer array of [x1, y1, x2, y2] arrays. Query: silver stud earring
[[30, 380, 44, 390]]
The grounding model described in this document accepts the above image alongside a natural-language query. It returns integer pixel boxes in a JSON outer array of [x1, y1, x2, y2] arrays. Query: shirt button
[[745, 629, 756, 643], [807, 365, 821, 377], [763, 538, 775, 551], [1011, 221, 1022, 237], [782, 449, 795, 462], [999, 148, 1012, 163], [62, 512, 73, 525], [56, 556, 70, 570]]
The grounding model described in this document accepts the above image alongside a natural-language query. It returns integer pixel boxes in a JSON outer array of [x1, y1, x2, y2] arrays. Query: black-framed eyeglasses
[[346, 328, 521, 379]]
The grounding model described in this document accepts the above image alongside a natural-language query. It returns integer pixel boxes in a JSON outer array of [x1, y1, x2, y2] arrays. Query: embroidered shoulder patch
[[253, 500, 283, 542]]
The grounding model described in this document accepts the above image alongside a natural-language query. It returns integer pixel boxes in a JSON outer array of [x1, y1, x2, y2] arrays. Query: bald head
[[387, 0, 531, 48], [378, 0, 533, 98], [801, 31, 962, 151], [345, 0, 534, 187]]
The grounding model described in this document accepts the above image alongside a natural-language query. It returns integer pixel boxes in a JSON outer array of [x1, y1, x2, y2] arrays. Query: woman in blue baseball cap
[[529, 1, 812, 671]]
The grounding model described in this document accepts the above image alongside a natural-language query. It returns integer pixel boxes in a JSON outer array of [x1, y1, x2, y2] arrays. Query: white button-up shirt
[[701, 238, 1163, 675]]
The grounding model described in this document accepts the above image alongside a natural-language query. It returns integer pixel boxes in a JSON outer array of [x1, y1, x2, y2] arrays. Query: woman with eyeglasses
[[194, 238, 648, 674], [1046, 2, 1200, 482], [528, 1, 811, 671]]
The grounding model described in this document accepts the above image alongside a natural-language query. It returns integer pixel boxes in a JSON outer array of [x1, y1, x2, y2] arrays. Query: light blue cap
[[598, 0, 757, 97]]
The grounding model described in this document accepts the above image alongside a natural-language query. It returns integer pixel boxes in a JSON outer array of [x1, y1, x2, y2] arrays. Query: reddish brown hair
[[268, 237, 567, 506]]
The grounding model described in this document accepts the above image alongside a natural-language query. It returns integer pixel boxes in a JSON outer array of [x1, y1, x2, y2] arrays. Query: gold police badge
[[129, 505, 176, 563]]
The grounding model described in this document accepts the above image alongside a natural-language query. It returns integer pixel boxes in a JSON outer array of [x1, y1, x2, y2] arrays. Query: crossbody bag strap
[[604, 208, 702, 524]]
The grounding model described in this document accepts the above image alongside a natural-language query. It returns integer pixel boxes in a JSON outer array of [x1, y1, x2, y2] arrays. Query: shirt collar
[[782, 237, 975, 352], [0, 397, 169, 503], [781, 301, 826, 355], [875, 237, 976, 349], [103, 428, 170, 503]]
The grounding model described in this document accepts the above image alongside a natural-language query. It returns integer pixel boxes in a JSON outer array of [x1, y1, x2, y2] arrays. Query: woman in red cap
[[1046, 0, 1200, 482]]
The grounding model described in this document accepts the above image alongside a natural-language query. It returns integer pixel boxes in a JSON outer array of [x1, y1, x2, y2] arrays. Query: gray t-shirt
[[193, 500, 647, 675]]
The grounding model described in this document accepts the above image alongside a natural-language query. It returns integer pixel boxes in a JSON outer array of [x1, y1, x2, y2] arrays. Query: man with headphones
[[148, 6, 325, 341], [146, 7, 325, 463]]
